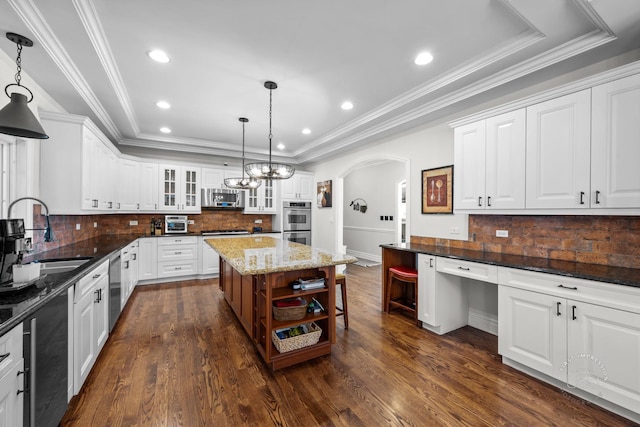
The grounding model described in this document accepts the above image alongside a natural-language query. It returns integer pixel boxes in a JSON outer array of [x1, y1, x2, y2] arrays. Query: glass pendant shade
[[224, 117, 262, 190], [245, 81, 295, 180], [0, 92, 49, 139]]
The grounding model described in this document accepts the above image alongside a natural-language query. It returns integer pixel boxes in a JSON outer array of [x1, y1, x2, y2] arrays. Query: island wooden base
[[220, 259, 336, 370]]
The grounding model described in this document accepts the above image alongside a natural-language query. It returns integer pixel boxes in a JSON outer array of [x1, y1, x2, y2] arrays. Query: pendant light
[[224, 117, 262, 189], [0, 33, 48, 139], [245, 81, 295, 180]]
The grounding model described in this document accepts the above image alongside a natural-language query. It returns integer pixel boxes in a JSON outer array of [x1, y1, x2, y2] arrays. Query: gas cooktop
[[201, 230, 250, 236]]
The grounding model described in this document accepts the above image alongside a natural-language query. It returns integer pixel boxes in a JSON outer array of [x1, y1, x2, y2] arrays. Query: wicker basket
[[273, 299, 307, 321], [272, 322, 322, 353]]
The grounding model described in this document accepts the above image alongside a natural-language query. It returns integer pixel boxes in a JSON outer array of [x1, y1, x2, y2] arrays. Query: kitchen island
[[206, 236, 356, 369]]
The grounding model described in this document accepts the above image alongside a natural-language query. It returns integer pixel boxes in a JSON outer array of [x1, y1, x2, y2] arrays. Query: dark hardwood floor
[[61, 264, 637, 426]]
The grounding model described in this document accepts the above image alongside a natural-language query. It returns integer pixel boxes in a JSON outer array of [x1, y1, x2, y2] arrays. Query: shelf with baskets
[[255, 266, 335, 369]]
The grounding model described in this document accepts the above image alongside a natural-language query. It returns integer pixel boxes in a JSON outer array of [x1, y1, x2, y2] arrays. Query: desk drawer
[[157, 236, 198, 246], [158, 260, 198, 278], [158, 244, 198, 261], [436, 257, 498, 284]]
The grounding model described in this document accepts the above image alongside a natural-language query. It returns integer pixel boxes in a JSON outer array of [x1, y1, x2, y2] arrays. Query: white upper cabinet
[[525, 89, 592, 209], [281, 171, 314, 201], [118, 158, 140, 211], [245, 179, 276, 213], [158, 165, 201, 212], [454, 110, 525, 211], [40, 112, 119, 214], [201, 167, 226, 189], [139, 162, 159, 211], [591, 73, 640, 208]]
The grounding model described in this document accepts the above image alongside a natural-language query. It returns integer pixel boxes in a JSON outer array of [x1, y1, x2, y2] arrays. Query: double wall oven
[[283, 201, 311, 245]]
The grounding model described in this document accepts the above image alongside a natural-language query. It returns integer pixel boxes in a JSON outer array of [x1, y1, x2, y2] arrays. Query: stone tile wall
[[411, 215, 640, 269], [31, 205, 272, 253]]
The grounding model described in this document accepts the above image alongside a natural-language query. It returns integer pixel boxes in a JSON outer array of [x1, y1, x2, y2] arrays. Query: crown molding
[[72, 0, 140, 135], [8, 0, 123, 142]]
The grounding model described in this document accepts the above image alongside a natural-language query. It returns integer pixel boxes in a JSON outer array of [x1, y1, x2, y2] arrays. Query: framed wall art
[[422, 165, 453, 214], [317, 180, 332, 208]]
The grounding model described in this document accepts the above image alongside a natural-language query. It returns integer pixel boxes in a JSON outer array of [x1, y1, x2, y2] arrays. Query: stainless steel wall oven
[[283, 201, 311, 245]]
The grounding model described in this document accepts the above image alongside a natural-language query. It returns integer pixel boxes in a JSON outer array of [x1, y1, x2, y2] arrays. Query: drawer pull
[[174, 266, 182, 270], [0, 352, 10, 363], [556, 302, 561, 316], [174, 251, 182, 255], [558, 284, 577, 290], [93, 273, 101, 279], [458, 266, 470, 271]]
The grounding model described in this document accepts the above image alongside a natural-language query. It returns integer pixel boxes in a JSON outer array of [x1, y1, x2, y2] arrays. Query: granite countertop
[[207, 236, 357, 275], [0, 235, 138, 336], [381, 242, 640, 288]]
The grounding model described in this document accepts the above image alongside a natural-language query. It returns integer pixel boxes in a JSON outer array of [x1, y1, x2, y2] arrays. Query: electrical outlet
[[496, 229, 509, 238], [129, 220, 138, 226], [75, 224, 81, 230], [93, 222, 98, 228], [188, 219, 195, 225], [255, 219, 263, 224], [450, 227, 460, 234]]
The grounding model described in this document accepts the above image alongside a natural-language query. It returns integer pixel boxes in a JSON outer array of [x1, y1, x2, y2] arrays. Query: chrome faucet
[[7, 196, 54, 242]]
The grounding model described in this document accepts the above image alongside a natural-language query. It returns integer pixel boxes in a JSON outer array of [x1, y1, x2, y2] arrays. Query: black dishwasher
[[23, 288, 69, 427]]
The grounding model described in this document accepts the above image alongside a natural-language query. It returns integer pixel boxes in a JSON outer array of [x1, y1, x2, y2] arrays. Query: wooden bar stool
[[335, 273, 348, 329], [385, 266, 419, 325]]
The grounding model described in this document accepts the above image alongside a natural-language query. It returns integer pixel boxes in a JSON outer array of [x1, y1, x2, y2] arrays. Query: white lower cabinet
[[73, 260, 109, 394], [200, 237, 219, 276], [138, 238, 158, 281], [498, 267, 640, 416], [157, 236, 199, 278], [0, 323, 24, 427], [121, 240, 139, 308], [417, 255, 469, 335]]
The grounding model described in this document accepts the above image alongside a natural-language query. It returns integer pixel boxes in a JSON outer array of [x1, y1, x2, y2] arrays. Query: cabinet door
[[485, 109, 526, 209], [591, 73, 640, 208], [202, 167, 225, 189], [118, 159, 140, 211], [296, 172, 314, 200], [100, 147, 118, 211], [93, 273, 110, 354], [139, 162, 159, 211], [159, 166, 179, 210], [182, 167, 200, 212], [201, 240, 220, 275], [567, 301, 640, 413], [81, 131, 100, 210], [454, 120, 486, 210], [526, 90, 591, 209], [417, 254, 437, 326], [498, 286, 567, 380], [262, 179, 276, 213], [0, 358, 24, 427], [74, 286, 95, 390], [138, 238, 158, 281]]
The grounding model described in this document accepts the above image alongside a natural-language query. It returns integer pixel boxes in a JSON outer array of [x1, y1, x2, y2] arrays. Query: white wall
[[307, 121, 469, 254], [343, 160, 404, 260]]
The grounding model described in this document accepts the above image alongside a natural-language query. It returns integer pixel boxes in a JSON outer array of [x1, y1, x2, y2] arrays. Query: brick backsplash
[[31, 205, 272, 253], [411, 215, 640, 269]]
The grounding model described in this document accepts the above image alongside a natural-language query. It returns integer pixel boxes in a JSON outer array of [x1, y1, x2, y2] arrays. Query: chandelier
[[224, 117, 261, 189], [245, 81, 295, 180]]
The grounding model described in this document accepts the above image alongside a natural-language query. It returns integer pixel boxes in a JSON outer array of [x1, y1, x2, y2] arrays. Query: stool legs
[[336, 275, 348, 329]]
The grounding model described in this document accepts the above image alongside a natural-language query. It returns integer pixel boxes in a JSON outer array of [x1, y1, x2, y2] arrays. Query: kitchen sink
[[38, 258, 92, 275]]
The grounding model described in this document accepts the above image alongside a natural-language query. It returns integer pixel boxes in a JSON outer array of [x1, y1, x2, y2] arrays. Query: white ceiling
[[1, 0, 640, 167]]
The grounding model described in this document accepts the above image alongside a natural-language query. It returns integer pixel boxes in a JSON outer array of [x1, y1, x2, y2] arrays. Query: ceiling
[[1, 0, 640, 167]]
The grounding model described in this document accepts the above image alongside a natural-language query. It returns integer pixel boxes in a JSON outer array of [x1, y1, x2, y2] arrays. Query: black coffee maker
[[0, 218, 32, 284]]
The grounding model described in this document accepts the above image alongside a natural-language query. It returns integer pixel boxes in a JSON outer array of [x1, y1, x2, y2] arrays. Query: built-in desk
[[380, 242, 640, 423]]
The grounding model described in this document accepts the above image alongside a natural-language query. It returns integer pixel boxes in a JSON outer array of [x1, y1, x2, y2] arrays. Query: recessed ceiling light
[[341, 101, 354, 110], [277, 143, 285, 150], [148, 50, 170, 63], [302, 128, 311, 135], [414, 52, 433, 66], [160, 127, 171, 134], [156, 100, 171, 109]]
